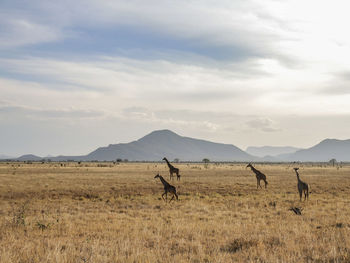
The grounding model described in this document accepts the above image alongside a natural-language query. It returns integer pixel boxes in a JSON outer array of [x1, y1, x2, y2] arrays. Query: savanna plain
[[0, 162, 350, 263]]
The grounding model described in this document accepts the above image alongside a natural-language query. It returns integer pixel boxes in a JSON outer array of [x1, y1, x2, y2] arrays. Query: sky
[[1, 0, 350, 157]]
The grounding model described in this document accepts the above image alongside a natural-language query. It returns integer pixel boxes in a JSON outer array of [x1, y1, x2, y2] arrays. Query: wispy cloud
[[0, 56, 269, 110], [122, 107, 220, 132], [0, 16, 63, 48], [0, 105, 104, 120]]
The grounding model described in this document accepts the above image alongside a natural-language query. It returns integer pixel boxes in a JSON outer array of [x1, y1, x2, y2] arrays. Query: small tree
[[173, 158, 180, 163], [202, 158, 210, 163], [202, 158, 210, 169]]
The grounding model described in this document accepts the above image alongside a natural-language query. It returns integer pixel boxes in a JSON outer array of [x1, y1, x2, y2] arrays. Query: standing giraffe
[[293, 168, 309, 201], [246, 163, 268, 189], [154, 173, 178, 202], [163, 157, 180, 180]]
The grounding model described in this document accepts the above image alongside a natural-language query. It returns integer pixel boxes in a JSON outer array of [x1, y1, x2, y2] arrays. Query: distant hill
[[68, 129, 255, 162], [246, 146, 301, 158], [16, 154, 42, 161], [5, 132, 350, 162], [279, 139, 350, 162]]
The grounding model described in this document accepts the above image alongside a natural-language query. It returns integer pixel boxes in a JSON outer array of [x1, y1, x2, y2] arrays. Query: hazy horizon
[[1, 1, 350, 156], [0, 128, 346, 158]]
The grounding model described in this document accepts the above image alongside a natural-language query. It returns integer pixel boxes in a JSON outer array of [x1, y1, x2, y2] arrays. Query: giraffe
[[162, 157, 180, 180], [246, 163, 268, 189], [293, 168, 309, 201], [154, 173, 178, 202]]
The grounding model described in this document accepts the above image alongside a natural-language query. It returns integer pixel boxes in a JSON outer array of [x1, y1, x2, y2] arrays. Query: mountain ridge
[[4, 131, 350, 162], [81, 129, 254, 161], [278, 138, 350, 162]]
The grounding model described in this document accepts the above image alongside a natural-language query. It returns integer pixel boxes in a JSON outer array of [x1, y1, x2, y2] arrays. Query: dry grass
[[1, 162, 350, 262]]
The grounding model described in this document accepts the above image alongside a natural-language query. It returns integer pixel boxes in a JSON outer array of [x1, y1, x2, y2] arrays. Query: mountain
[[279, 139, 350, 162], [83, 129, 254, 161], [6, 131, 350, 162], [246, 146, 301, 158], [53, 129, 255, 162], [16, 154, 43, 161]]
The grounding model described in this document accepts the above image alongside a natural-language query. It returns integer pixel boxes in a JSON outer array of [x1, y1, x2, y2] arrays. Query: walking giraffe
[[293, 168, 309, 201], [246, 163, 268, 189], [154, 173, 178, 202], [163, 157, 180, 180]]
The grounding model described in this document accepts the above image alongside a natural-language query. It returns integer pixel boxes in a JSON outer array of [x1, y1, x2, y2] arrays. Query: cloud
[[0, 16, 63, 48], [75, 0, 300, 64], [122, 107, 220, 132], [0, 57, 118, 92], [122, 107, 286, 135], [2, 53, 350, 119], [0, 105, 104, 120], [122, 107, 155, 120], [2, 0, 350, 69], [0, 56, 268, 111], [0, 0, 303, 65], [319, 71, 350, 95], [246, 118, 281, 132]]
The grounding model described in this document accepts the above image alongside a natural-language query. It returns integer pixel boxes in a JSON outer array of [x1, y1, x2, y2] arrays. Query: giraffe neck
[[295, 170, 301, 181], [159, 176, 169, 187], [164, 158, 172, 168], [250, 166, 259, 175]]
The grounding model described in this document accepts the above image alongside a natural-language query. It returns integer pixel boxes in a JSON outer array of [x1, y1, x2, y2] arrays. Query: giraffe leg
[[304, 190, 308, 201], [169, 195, 175, 203], [161, 192, 166, 202], [174, 192, 178, 200], [298, 190, 302, 201]]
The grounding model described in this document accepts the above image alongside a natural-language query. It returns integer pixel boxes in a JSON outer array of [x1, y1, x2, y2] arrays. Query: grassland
[[0, 162, 350, 262]]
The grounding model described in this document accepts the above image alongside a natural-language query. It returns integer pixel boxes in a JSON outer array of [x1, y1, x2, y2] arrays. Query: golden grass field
[[0, 162, 350, 262]]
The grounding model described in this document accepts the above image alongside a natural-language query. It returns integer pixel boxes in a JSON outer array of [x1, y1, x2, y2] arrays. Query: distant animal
[[246, 163, 268, 189], [163, 157, 180, 180], [154, 173, 178, 202], [289, 207, 303, 215], [293, 168, 309, 201]]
